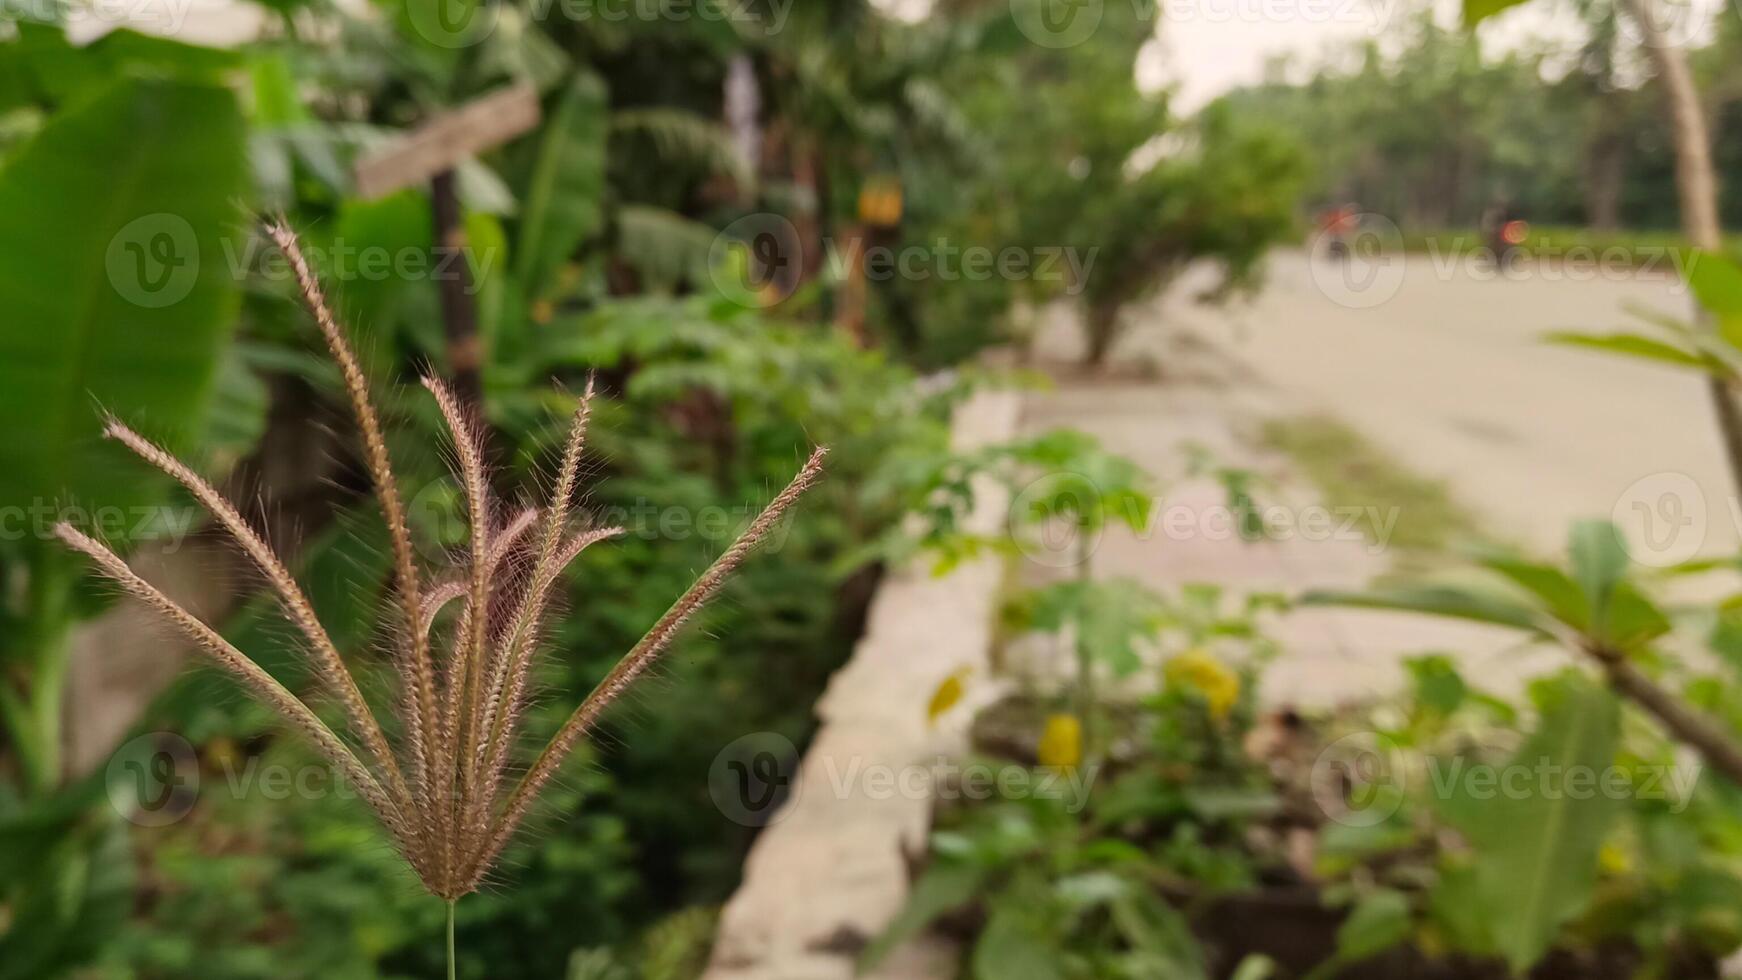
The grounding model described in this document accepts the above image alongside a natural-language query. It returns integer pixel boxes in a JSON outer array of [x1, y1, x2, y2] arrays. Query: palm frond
[[611, 107, 756, 189]]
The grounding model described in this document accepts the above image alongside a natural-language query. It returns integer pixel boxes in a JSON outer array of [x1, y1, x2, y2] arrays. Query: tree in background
[[916, 0, 1306, 367]]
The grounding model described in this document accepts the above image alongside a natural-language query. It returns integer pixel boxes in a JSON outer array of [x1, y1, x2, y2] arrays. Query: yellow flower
[[926, 666, 973, 726], [1165, 649, 1241, 720], [1038, 714, 1083, 769], [1599, 841, 1634, 877]]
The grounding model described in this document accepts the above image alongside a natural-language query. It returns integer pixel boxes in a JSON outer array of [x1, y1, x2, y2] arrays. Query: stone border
[[703, 390, 1022, 980]]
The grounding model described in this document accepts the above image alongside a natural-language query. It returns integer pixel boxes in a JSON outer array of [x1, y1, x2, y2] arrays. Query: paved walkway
[[1015, 375, 1538, 708], [1024, 299, 1538, 705]]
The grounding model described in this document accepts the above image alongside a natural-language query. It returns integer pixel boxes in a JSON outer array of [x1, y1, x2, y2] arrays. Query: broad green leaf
[[1108, 892, 1206, 978], [1462, 0, 1530, 26], [203, 342, 270, 468], [1434, 674, 1622, 973], [1598, 581, 1670, 652], [857, 862, 984, 972], [1301, 585, 1549, 636], [1334, 889, 1412, 962], [463, 209, 510, 357], [10, 22, 241, 106], [248, 50, 308, 125], [1476, 555, 1590, 631], [1710, 611, 1742, 673], [973, 898, 1068, 980], [329, 189, 433, 362], [1404, 654, 1467, 716], [1428, 861, 1493, 955], [0, 78, 245, 525], [1568, 520, 1630, 629], [1304, 888, 1412, 979], [1687, 252, 1742, 350], [1688, 251, 1742, 316], [1544, 331, 1718, 374], [515, 69, 606, 303]]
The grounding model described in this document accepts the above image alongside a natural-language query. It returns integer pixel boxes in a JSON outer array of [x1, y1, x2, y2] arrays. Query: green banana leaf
[[0, 76, 247, 530]]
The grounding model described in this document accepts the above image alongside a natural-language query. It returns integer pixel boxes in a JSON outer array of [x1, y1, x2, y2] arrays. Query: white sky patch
[[1146, 0, 1727, 112]]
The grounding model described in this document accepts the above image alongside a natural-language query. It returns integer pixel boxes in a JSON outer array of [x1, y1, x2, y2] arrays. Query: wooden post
[[352, 83, 541, 409], [430, 170, 482, 407]]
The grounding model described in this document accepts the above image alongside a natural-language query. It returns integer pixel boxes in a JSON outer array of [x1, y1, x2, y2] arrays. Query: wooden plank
[[353, 82, 541, 199]]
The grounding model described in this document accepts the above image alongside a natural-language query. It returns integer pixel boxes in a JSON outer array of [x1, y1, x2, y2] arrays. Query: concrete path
[[1013, 361, 1532, 708], [1118, 249, 1738, 564]]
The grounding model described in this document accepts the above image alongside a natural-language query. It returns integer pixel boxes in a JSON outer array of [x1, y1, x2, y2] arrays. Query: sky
[[882, 0, 1727, 111], [1140, 0, 1587, 110], [66, 0, 1732, 111]]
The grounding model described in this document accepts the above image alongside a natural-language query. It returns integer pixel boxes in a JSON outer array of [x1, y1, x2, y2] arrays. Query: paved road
[[1132, 248, 1739, 563]]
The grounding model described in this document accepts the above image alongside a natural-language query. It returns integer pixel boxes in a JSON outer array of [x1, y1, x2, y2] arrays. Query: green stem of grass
[[446, 899, 457, 980], [1073, 532, 1096, 758]]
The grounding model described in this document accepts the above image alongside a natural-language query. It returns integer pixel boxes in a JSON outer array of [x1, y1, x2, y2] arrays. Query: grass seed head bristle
[[58, 221, 826, 901]]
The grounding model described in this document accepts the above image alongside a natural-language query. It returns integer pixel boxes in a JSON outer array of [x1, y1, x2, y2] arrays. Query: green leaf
[[1688, 251, 1742, 316], [1476, 555, 1590, 631], [1434, 674, 1622, 973], [203, 342, 270, 466], [1404, 654, 1467, 716], [972, 899, 1068, 980], [1543, 331, 1719, 374], [0, 77, 246, 525], [1108, 891, 1206, 978], [1687, 252, 1742, 351], [1335, 889, 1412, 961], [1462, 0, 1530, 26], [248, 51, 308, 125], [611, 107, 753, 187], [1301, 585, 1549, 636], [1568, 520, 1630, 631], [1053, 870, 1131, 909], [1428, 861, 1493, 955], [0, 773, 135, 979], [1598, 581, 1670, 652], [329, 189, 433, 360], [515, 70, 607, 303], [1020, 578, 1165, 677], [10, 22, 241, 106], [857, 862, 984, 973]]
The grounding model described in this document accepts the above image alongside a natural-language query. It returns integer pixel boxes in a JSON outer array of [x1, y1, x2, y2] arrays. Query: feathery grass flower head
[[56, 221, 826, 900]]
